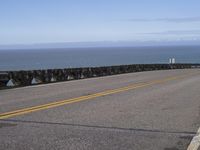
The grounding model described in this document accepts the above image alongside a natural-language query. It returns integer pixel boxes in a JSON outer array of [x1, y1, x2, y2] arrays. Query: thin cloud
[[144, 30, 200, 35], [129, 17, 200, 23]]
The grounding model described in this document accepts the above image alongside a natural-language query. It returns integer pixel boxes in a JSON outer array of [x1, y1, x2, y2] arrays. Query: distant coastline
[[1, 40, 200, 50]]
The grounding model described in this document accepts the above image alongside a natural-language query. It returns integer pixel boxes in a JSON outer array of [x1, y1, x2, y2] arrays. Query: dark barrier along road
[[0, 63, 200, 89]]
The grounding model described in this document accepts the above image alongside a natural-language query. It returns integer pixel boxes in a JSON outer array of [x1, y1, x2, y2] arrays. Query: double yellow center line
[[0, 73, 195, 119]]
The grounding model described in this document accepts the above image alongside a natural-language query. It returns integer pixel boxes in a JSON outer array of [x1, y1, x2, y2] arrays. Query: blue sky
[[0, 0, 200, 45]]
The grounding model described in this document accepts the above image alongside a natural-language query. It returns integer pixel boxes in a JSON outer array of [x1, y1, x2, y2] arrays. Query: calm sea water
[[0, 46, 200, 71]]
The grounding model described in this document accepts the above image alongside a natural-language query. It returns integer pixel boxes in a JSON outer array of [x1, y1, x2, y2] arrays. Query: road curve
[[0, 69, 200, 150]]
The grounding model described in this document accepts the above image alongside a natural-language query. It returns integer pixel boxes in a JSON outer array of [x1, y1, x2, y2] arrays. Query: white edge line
[[187, 128, 200, 150]]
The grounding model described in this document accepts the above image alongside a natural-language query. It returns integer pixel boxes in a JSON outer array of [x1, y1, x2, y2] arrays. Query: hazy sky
[[0, 0, 200, 45]]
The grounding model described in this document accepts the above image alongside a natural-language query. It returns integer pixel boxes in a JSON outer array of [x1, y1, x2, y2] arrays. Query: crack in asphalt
[[0, 119, 196, 136]]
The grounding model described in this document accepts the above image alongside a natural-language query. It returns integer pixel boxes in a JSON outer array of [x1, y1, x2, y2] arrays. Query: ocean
[[0, 46, 200, 71]]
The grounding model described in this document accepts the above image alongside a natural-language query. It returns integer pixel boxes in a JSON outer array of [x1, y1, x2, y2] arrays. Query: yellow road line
[[0, 72, 195, 119]]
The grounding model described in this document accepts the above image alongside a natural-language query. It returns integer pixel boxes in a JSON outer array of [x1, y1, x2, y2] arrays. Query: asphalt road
[[0, 69, 200, 150]]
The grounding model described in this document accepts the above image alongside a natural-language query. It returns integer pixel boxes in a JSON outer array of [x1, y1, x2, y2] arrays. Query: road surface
[[0, 69, 200, 150]]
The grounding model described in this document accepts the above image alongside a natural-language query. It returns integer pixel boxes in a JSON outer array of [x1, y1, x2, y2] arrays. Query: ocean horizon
[[0, 45, 200, 71]]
